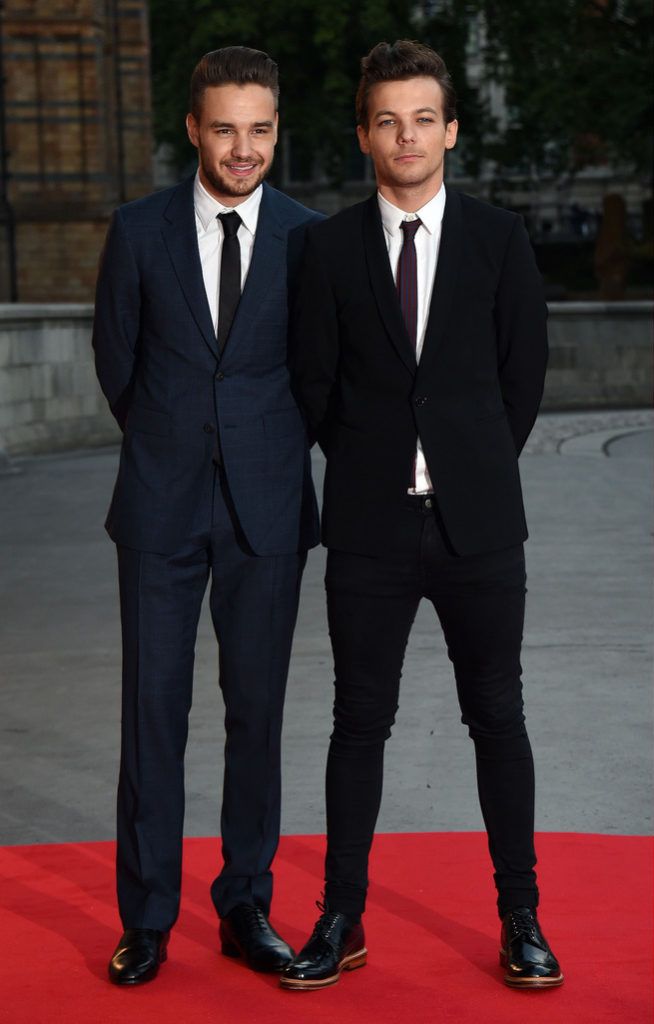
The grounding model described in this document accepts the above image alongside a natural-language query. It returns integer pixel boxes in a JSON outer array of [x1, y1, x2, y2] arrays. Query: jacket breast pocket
[[126, 404, 171, 437]]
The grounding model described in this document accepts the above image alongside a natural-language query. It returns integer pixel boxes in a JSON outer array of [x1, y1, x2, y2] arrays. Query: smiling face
[[186, 83, 278, 205], [357, 76, 458, 210]]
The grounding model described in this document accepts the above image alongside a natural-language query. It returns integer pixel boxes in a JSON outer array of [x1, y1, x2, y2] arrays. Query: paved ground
[[0, 409, 651, 846]]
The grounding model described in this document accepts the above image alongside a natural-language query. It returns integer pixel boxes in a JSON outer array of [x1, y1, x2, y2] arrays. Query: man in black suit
[[93, 47, 320, 984], [281, 40, 563, 991]]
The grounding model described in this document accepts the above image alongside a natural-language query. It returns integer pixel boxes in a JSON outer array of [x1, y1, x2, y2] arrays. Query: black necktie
[[217, 211, 242, 353], [396, 218, 421, 350]]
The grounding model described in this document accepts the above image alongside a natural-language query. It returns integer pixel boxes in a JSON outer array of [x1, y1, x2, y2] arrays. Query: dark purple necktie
[[217, 210, 242, 353], [396, 218, 422, 349], [397, 218, 422, 489]]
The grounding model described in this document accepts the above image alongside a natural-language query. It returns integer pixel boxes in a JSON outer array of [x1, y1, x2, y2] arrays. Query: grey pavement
[[0, 409, 652, 846]]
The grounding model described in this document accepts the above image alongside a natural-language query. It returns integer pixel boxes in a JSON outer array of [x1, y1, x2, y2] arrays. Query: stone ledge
[[548, 301, 653, 315], [0, 304, 94, 322]]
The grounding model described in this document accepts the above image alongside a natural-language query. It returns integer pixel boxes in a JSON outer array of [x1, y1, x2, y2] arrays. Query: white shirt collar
[[193, 171, 263, 235], [377, 184, 446, 237]]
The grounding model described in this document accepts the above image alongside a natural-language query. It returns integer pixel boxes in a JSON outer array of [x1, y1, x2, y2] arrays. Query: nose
[[397, 120, 416, 145], [230, 132, 254, 157]]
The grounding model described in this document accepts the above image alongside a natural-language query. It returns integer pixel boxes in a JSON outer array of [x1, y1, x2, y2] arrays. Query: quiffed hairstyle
[[189, 46, 279, 119], [356, 40, 457, 128]]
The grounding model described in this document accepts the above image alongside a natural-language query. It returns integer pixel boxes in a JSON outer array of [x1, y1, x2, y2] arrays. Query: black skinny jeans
[[324, 499, 538, 919]]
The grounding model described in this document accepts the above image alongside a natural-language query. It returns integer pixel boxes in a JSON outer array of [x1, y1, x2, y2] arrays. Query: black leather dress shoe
[[279, 908, 367, 990], [500, 907, 564, 988], [108, 928, 169, 985], [220, 905, 295, 972]]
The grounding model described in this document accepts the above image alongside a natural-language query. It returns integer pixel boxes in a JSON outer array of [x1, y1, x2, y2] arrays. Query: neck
[[378, 177, 443, 213]]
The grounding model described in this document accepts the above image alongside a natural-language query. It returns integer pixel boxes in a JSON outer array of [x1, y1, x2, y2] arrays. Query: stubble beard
[[202, 158, 270, 200]]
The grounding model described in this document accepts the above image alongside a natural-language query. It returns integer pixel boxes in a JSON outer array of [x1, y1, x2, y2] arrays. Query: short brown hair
[[356, 40, 457, 128], [189, 46, 279, 120]]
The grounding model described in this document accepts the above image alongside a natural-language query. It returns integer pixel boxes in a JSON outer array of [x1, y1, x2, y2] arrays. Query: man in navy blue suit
[[93, 46, 320, 985]]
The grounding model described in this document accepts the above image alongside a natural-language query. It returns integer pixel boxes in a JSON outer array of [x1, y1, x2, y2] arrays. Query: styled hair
[[189, 46, 279, 119], [356, 40, 457, 128]]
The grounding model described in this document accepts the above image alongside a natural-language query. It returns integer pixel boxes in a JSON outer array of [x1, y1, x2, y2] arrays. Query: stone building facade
[[0, 0, 153, 302]]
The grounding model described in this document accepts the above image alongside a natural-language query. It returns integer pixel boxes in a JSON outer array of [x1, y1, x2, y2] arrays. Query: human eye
[[377, 118, 395, 128]]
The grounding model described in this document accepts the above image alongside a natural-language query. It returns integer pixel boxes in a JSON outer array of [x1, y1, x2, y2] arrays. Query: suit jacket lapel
[[161, 175, 218, 359], [225, 183, 285, 352], [362, 195, 416, 375], [421, 188, 462, 365]]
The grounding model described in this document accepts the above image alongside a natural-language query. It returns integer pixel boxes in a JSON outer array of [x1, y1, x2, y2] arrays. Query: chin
[[225, 179, 262, 196], [389, 174, 430, 189], [205, 167, 267, 199]]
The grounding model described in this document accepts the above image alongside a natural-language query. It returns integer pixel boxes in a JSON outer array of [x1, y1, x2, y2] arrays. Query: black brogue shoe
[[280, 906, 367, 990], [220, 905, 295, 972], [108, 928, 169, 985], [500, 907, 564, 988]]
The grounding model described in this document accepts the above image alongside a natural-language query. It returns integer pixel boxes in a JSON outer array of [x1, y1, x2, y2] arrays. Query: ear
[[357, 124, 371, 155], [273, 110, 279, 144], [186, 113, 200, 149], [445, 119, 458, 151]]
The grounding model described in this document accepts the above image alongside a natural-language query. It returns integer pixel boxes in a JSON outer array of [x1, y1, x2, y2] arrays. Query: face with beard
[[186, 83, 278, 205]]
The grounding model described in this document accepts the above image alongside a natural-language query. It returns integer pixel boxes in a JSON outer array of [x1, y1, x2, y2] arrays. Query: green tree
[[150, 0, 651, 189], [472, 0, 653, 183]]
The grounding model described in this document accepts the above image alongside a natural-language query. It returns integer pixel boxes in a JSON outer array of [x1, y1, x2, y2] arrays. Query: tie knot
[[218, 210, 242, 238], [400, 217, 421, 240]]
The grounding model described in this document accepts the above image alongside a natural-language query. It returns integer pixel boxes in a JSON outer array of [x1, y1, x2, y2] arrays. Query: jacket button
[[215, 371, 225, 381], [414, 396, 427, 406], [203, 422, 215, 433]]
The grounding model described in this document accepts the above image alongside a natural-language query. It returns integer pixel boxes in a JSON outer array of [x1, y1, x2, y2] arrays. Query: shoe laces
[[314, 896, 347, 942], [507, 907, 542, 945], [240, 906, 268, 932]]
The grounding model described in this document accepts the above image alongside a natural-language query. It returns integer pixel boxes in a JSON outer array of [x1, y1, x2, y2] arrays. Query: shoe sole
[[279, 948, 368, 990], [500, 950, 564, 988]]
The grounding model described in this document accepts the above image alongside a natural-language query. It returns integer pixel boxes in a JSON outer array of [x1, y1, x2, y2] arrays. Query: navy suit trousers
[[116, 469, 305, 931]]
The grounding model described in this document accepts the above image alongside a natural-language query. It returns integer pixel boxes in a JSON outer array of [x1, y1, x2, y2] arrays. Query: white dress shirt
[[193, 172, 263, 333], [378, 185, 446, 494]]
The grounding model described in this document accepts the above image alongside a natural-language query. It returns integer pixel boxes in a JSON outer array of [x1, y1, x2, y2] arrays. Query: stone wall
[[0, 304, 117, 454], [0, 302, 651, 458], [543, 302, 652, 409]]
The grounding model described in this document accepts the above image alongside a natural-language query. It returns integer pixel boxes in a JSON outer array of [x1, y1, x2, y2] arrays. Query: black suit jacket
[[93, 177, 321, 556], [290, 189, 548, 557]]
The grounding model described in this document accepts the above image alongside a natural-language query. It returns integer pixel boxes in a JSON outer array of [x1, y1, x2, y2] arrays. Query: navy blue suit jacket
[[93, 176, 321, 556]]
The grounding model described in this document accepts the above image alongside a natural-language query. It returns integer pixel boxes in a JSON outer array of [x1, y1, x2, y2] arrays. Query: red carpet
[[0, 832, 651, 1024]]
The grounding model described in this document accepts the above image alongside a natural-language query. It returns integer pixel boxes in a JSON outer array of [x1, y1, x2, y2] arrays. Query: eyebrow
[[208, 120, 275, 129], [373, 107, 439, 119]]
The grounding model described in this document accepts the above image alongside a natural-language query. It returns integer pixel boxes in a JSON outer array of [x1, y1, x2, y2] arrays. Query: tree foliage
[[472, 0, 653, 180], [148, 0, 652, 185], [148, 0, 483, 181]]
